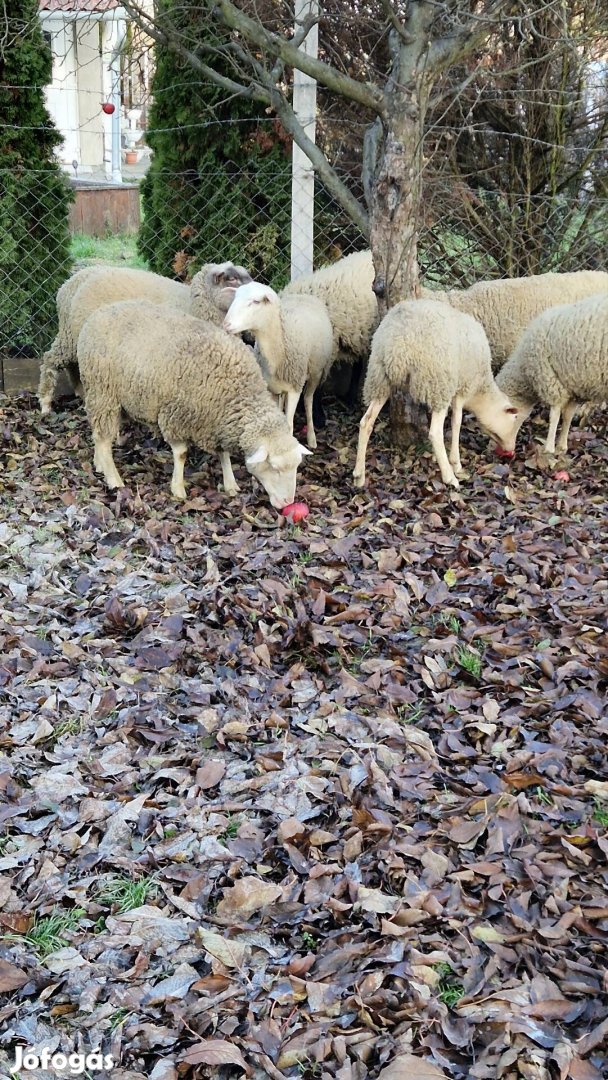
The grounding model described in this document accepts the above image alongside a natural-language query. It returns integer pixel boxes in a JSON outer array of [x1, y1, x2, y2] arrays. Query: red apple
[[102, 102, 115, 115], [495, 447, 515, 459], [553, 470, 570, 482], [281, 501, 309, 524]]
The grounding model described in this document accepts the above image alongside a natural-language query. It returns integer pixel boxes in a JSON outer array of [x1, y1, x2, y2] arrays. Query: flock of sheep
[[37, 251, 608, 510]]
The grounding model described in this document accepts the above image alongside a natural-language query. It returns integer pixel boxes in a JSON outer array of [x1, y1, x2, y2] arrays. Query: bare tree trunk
[[367, 27, 432, 446]]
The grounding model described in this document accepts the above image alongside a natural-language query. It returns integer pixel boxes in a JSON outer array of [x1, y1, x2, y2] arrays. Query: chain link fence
[[2, 157, 607, 387]]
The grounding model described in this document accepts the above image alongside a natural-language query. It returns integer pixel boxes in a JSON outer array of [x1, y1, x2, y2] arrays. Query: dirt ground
[[0, 392, 607, 1080]]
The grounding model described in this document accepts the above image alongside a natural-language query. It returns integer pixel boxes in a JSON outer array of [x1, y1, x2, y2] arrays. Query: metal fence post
[[290, 0, 318, 281]]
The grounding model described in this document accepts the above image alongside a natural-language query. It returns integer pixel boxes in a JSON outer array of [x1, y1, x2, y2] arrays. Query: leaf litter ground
[[0, 393, 607, 1080]]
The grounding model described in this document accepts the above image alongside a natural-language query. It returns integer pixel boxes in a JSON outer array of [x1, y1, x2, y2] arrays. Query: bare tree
[[422, 0, 608, 283], [121, 0, 522, 442]]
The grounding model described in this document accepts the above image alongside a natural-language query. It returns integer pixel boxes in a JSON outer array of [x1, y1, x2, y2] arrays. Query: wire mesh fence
[[1, 159, 607, 384]]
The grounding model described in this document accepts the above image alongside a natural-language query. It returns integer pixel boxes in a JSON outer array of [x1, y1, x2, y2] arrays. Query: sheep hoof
[[352, 472, 365, 488], [171, 485, 187, 500], [223, 485, 240, 497], [446, 476, 460, 490], [307, 434, 317, 450], [39, 401, 52, 416]]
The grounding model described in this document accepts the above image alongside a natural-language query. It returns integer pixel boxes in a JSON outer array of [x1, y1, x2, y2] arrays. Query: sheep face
[[469, 389, 522, 453], [245, 436, 312, 510], [223, 282, 279, 335], [204, 262, 253, 312]]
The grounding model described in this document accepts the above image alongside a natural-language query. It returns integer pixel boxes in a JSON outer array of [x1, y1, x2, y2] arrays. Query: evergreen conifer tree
[[138, 9, 294, 286], [0, 0, 73, 356]]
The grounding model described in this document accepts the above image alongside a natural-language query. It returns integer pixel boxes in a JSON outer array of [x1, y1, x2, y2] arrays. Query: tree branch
[[121, 0, 271, 105], [429, 1, 514, 73], [213, 0, 385, 115]]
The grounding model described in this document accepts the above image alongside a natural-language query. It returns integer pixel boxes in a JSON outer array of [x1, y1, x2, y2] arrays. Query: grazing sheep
[[190, 261, 252, 324], [38, 266, 190, 414], [77, 301, 312, 508], [496, 293, 608, 454], [353, 300, 521, 489], [421, 270, 608, 371], [222, 282, 333, 449]]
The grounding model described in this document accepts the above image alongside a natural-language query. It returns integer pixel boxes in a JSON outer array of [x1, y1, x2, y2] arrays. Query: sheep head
[[223, 282, 280, 336], [197, 262, 253, 312]]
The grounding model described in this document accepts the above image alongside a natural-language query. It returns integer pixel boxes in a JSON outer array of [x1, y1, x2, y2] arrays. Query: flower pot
[[125, 150, 138, 165]]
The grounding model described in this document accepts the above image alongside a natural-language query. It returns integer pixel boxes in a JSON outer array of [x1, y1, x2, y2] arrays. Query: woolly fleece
[[496, 293, 608, 448], [282, 250, 378, 363], [424, 270, 608, 371], [38, 266, 190, 412], [77, 301, 307, 502]]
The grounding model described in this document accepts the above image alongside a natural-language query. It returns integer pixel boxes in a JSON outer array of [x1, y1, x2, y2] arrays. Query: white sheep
[[189, 261, 252, 324], [496, 293, 608, 454], [37, 261, 253, 415], [77, 300, 312, 508], [38, 266, 191, 414], [422, 270, 608, 371], [222, 282, 333, 449], [353, 300, 521, 489], [282, 249, 378, 366]]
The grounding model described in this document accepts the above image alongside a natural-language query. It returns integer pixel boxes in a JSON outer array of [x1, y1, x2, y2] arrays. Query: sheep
[[38, 266, 191, 415], [282, 249, 378, 365], [495, 293, 608, 454], [189, 261, 252, 324], [222, 282, 333, 449], [352, 300, 521, 489], [421, 270, 608, 371], [77, 300, 312, 508]]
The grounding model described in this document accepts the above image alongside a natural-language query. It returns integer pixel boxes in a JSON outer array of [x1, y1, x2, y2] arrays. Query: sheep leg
[[219, 451, 240, 496], [66, 363, 84, 399], [170, 441, 188, 500], [37, 342, 63, 414], [93, 436, 124, 490], [429, 408, 459, 488], [544, 406, 562, 454], [353, 395, 388, 488], [448, 397, 464, 476], [556, 401, 578, 453], [284, 391, 300, 436], [303, 381, 319, 449]]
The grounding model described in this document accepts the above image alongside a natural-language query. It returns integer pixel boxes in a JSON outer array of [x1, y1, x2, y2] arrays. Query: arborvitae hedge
[[138, 9, 294, 287], [138, 6, 364, 287], [0, 0, 73, 356]]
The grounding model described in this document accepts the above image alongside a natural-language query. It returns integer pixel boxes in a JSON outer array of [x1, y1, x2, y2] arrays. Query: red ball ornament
[[102, 102, 115, 115]]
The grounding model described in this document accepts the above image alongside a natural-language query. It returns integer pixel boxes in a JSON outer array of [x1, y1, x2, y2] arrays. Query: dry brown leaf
[[180, 1039, 250, 1072], [215, 877, 282, 922], [195, 759, 226, 789], [197, 929, 249, 969], [0, 960, 29, 992], [377, 1054, 447, 1079]]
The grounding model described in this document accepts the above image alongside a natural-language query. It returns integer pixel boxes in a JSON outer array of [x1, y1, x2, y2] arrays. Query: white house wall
[[75, 20, 105, 171], [41, 14, 81, 167]]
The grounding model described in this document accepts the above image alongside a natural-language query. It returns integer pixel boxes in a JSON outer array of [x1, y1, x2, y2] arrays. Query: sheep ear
[[246, 445, 268, 467]]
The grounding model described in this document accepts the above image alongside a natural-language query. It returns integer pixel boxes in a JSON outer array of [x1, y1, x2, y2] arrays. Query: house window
[[43, 30, 53, 50]]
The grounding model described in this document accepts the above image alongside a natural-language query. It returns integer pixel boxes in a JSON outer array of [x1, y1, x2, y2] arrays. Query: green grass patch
[[434, 961, 465, 1008], [97, 873, 158, 913], [593, 798, 608, 828], [455, 645, 483, 678], [5, 907, 86, 958], [70, 233, 148, 270]]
